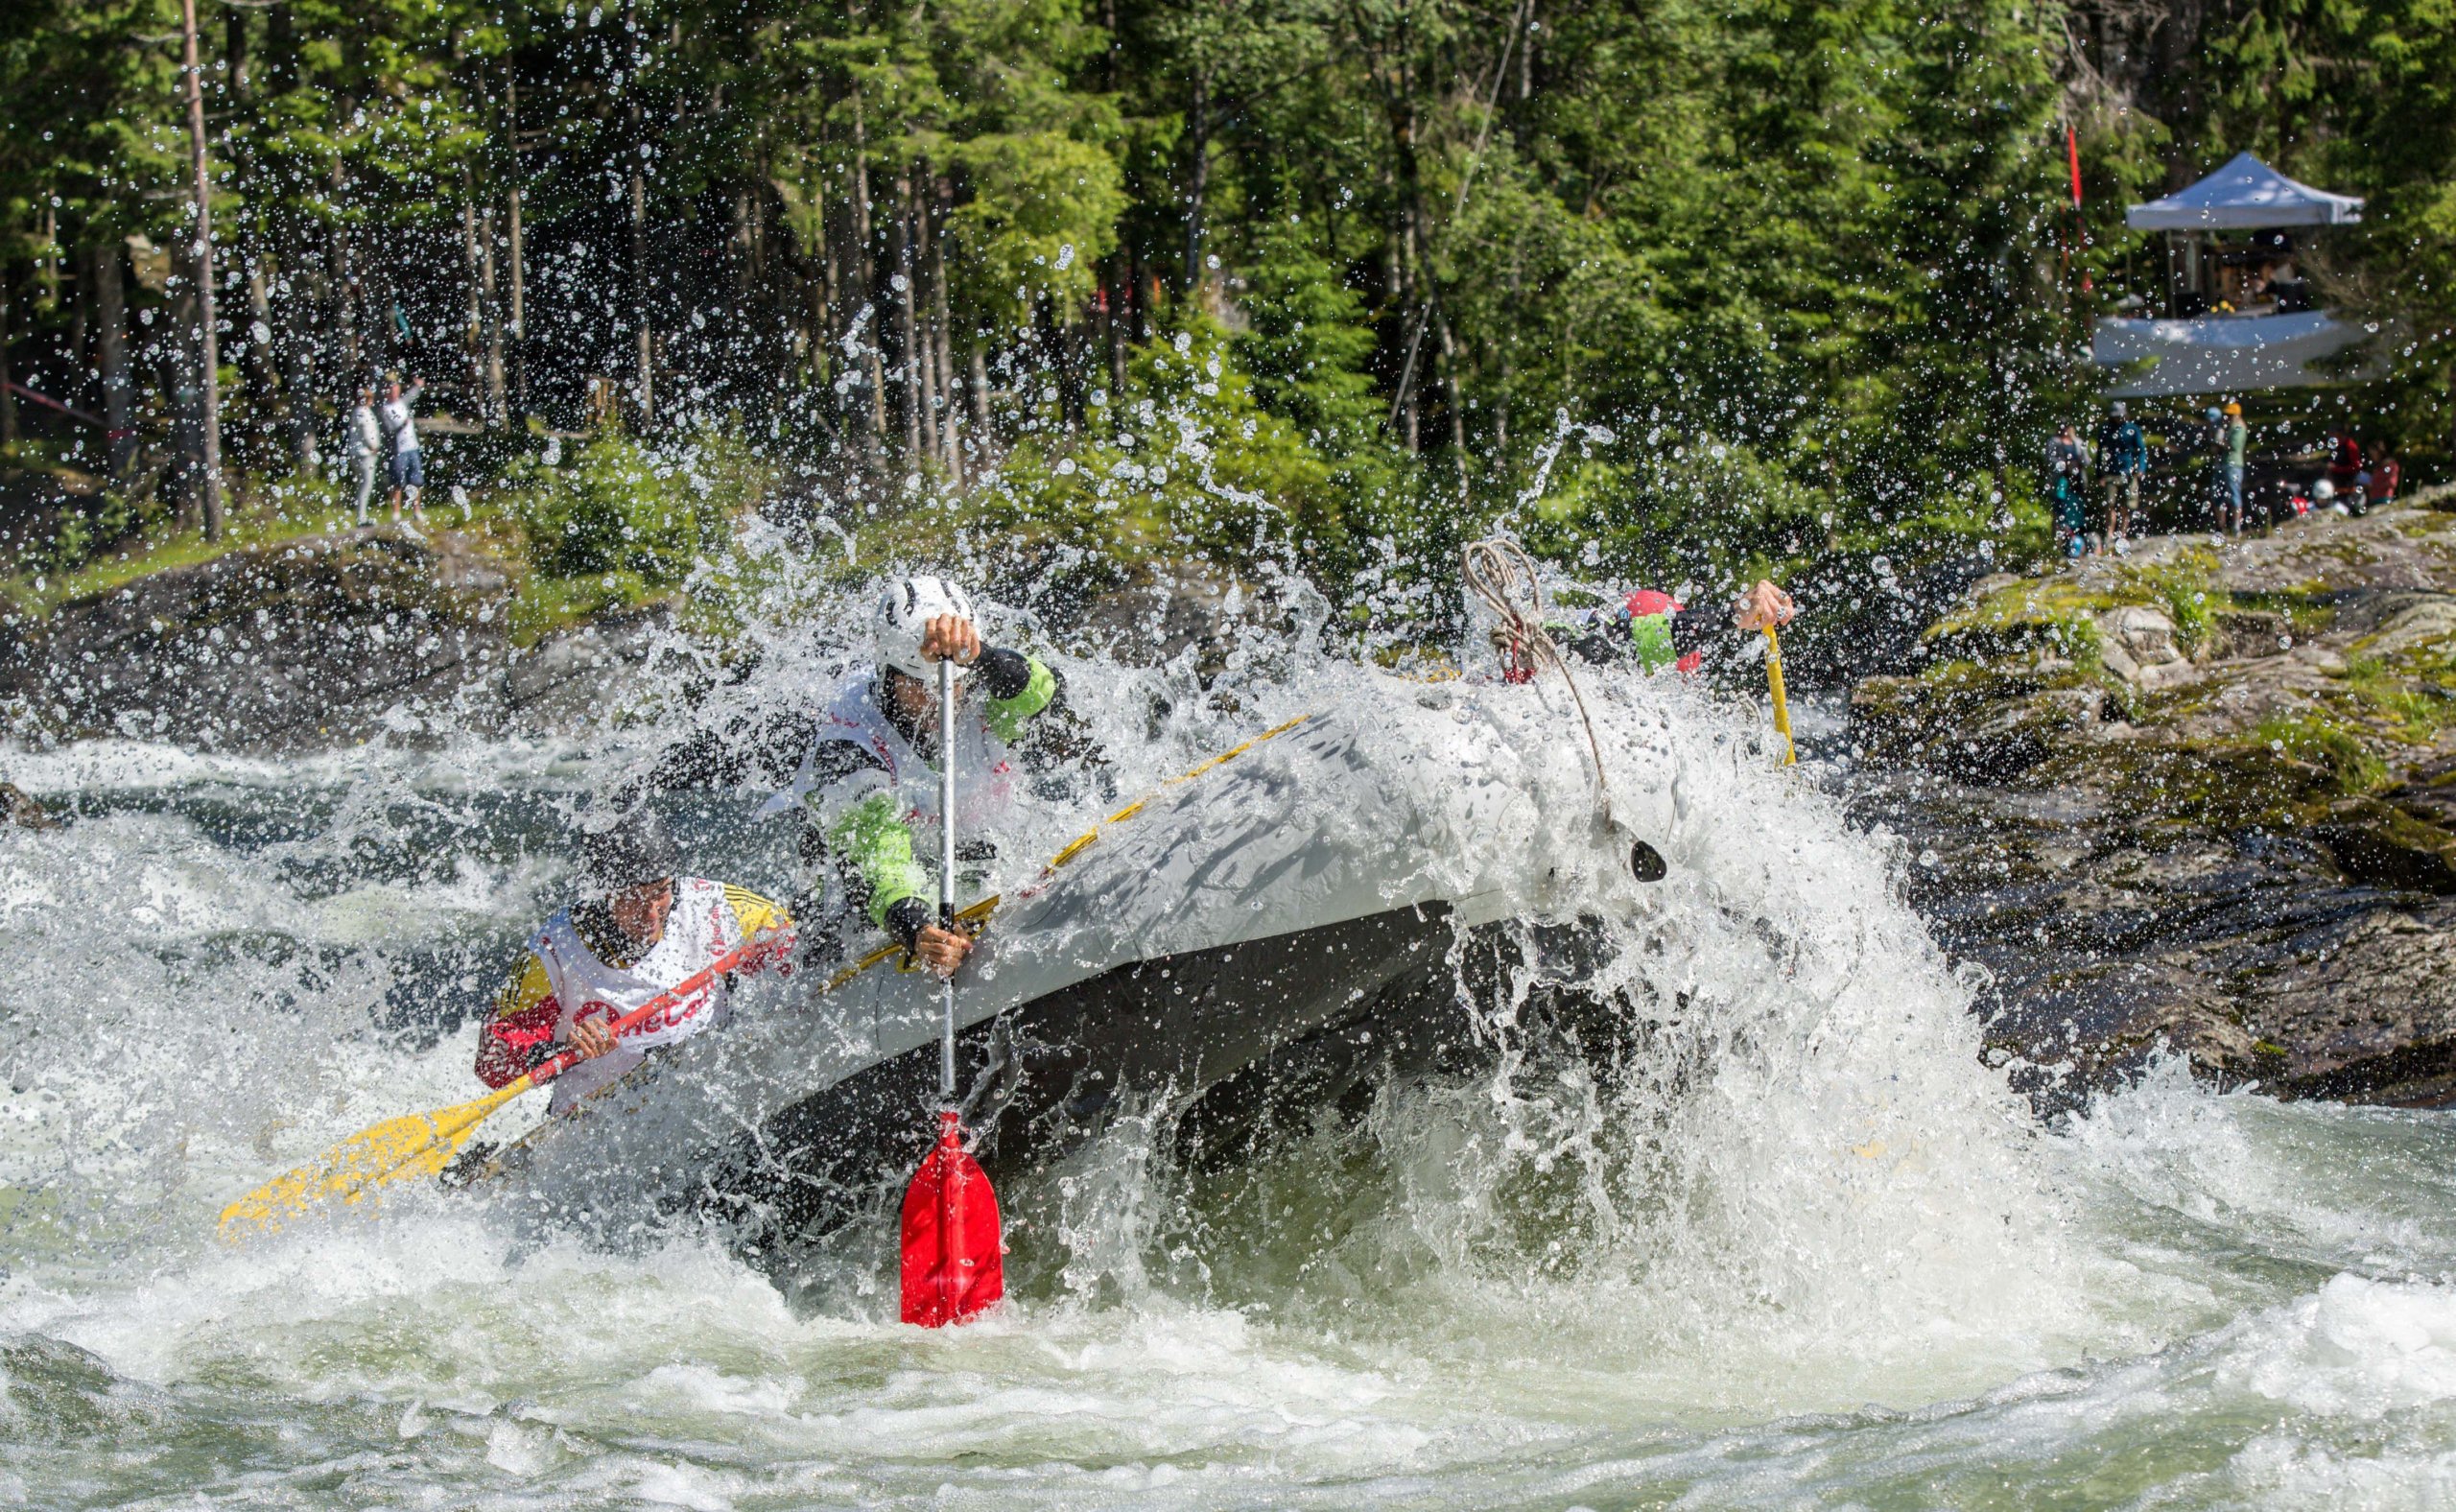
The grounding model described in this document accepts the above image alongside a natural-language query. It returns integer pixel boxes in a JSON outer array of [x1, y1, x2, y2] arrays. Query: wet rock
[[0, 530, 514, 751], [0, 530, 702, 751], [497, 604, 679, 735], [0, 528, 528, 750], [1855, 492, 2456, 1108], [1, 780, 59, 829], [1074, 561, 1289, 678]]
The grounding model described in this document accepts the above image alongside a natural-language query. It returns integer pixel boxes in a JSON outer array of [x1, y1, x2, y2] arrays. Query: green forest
[[1, 0, 2450, 633]]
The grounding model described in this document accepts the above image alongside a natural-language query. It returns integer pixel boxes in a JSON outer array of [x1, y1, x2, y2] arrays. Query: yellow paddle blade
[[217, 1074, 534, 1240]]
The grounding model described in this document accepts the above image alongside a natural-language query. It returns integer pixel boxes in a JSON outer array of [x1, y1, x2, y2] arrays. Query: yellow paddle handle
[[1763, 626, 1797, 767]]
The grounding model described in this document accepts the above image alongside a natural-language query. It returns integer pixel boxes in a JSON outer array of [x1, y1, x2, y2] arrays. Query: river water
[[7, 604, 2456, 1510]]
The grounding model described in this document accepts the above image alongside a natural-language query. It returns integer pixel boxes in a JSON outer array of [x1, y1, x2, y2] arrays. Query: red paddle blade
[[900, 1110, 1004, 1326]]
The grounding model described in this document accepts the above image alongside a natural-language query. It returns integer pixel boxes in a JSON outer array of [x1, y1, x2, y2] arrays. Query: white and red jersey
[[475, 877, 793, 1114]]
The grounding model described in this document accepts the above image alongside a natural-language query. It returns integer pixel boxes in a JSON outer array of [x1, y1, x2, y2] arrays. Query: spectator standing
[[2363, 444, 2400, 515], [2221, 402, 2250, 537], [2326, 431, 2362, 502], [2095, 401, 2147, 554], [2047, 422, 2090, 558], [378, 371, 428, 530], [342, 384, 383, 528], [2203, 407, 2228, 530]]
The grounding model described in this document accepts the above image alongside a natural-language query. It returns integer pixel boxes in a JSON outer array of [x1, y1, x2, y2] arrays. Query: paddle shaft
[[1763, 626, 1797, 767], [938, 657, 957, 1100]]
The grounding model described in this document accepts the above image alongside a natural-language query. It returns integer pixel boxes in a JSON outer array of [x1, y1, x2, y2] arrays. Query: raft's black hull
[[698, 903, 1467, 1252]]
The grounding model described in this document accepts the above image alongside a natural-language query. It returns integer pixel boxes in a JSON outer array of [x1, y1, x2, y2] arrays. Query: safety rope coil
[[1460, 536, 1614, 825]]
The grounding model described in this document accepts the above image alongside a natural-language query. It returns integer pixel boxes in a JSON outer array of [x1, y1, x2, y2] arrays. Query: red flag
[[2066, 126, 2084, 208]]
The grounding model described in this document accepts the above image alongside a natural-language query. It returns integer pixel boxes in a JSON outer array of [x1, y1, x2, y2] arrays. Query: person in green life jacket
[[1554, 579, 1796, 673], [794, 576, 1071, 978], [626, 577, 1100, 977]]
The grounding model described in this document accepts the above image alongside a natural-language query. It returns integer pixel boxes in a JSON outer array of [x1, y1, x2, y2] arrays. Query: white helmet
[[875, 575, 975, 681], [2313, 478, 2337, 501]]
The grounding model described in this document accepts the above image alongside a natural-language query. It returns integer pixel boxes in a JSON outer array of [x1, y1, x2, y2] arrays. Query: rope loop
[[1460, 536, 1614, 826]]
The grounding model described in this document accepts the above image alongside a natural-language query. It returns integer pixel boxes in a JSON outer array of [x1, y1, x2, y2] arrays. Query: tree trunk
[[626, 0, 652, 428], [851, 92, 885, 448], [481, 206, 506, 426], [969, 343, 990, 437], [93, 240, 134, 481], [329, 118, 359, 396], [894, 168, 924, 460], [65, 227, 88, 413], [165, 278, 201, 520], [809, 149, 836, 384], [0, 281, 17, 448], [733, 185, 756, 303], [281, 261, 319, 472], [1105, 265, 1126, 396], [912, 177, 942, 466], [931, 179, 959, 482], [246, 259, 282, 436], [179, 0, 224, 540], [1436, 309, 1470, 501], [1184, 71, 1210, 294], [504, 71, 528, 414]]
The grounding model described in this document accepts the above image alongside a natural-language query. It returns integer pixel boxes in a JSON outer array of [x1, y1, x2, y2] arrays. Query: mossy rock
[[2312, 797, 2456, 892]]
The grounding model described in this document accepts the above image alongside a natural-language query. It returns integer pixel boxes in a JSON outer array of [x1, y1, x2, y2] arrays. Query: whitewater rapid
[[7, 605, 2456, 1508]]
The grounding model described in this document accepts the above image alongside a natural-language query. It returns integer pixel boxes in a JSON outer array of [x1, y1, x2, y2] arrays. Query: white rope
[[1460, 536, 1614, 825]]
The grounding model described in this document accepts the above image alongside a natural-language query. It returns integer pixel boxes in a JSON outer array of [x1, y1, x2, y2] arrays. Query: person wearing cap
[[2221, 402, 2250, 536], [473, 812, 795, 1114], [377, 371, 428, 529], [2094, 401, 2147, 554]]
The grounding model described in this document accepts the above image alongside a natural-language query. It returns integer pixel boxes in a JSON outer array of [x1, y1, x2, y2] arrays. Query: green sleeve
[[827, 790, 934, 929], [1625, 612, 1675, 674], [983, 654, 1058, 744]]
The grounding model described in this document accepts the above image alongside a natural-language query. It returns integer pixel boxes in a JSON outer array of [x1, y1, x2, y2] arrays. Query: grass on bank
[[1, 431, 783, 647]]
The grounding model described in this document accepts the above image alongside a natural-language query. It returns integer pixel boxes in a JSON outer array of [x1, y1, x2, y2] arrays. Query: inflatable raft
[[463, 679, 1676, 1254]]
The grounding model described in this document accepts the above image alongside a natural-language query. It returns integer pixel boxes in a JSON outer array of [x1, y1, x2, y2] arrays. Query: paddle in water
[[218, 935, 769, 1240], [899, 653, 1004, 1325]]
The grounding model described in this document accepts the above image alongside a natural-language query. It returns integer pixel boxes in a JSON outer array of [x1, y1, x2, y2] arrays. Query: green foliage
[[505, 433, 762, 585], [2123, 551, 2221, 658], [983, 319, 1347, 571], [2255, 713, 2390, 795], [3, 0, 2450, 641]]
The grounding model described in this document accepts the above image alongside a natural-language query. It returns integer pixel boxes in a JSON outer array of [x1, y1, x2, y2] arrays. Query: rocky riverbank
[[1851, 490, 2456, 1106], [0, 529, 679, 751]]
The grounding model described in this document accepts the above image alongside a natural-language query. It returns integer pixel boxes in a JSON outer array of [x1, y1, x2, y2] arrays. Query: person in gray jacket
[[342, 384, 383, 527]]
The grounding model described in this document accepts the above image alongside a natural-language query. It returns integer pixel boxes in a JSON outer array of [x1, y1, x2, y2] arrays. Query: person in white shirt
[[342, 384, 383, 527], [377, 371, 427, 528]]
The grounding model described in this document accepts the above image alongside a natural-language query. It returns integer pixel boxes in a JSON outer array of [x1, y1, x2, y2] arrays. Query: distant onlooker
[[2095, 401, 2147, 553], [2326, 431, 2362, 502], [2047, 422, 2090, 557], [378, 371, 428, 530], [2362, 445, 2400, 516], [2221, 401, 2249, 537], [343, 384, 383, 528]]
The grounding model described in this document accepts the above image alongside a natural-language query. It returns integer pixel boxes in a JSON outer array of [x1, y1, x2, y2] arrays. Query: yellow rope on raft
[[826, 712, 1321, 986]]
